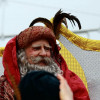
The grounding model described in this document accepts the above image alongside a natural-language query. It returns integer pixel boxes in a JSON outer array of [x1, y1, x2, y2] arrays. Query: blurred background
[[0, 0, 100, 75], [0, 0, 100, 47]]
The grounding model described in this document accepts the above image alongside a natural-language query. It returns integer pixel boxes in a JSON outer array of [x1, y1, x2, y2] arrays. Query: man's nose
[[39, 48, 47, 57]]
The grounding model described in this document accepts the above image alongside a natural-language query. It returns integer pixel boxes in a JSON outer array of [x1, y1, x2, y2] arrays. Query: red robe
[[0, 36, 90, 100]]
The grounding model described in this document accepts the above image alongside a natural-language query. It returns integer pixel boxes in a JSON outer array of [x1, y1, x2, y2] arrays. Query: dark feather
[[29, 17, 53, 30], [53, 9, 81, 38], [62, 17, 68, 28], [53, 9, 62, 35]]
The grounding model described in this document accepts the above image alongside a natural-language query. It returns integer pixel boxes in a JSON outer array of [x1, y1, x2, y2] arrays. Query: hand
[[57, 74, 73, 100]]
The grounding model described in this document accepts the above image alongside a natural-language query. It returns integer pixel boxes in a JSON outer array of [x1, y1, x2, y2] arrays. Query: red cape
[[3, 36, 90, 100]]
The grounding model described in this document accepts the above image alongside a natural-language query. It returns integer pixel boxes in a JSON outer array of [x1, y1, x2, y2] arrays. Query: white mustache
[[30, 56, 52, 65]]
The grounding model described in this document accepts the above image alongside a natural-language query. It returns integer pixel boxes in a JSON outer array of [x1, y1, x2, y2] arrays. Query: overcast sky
[[0, 0, 100, 47]]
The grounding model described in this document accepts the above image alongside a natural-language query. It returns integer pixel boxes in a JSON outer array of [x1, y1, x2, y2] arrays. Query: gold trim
[[59, 41, 88, 91], [60, 26, 100, 52], [0, 47, 5, 57], [50, 18, 100, 52]]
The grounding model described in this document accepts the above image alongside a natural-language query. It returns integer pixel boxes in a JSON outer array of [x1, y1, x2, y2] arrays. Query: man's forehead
[[31, 39, 50, 45], [32, 44, 51, 48]]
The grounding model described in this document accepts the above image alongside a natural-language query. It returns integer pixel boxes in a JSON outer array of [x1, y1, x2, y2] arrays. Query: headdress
[[17, 9, 81, 51]]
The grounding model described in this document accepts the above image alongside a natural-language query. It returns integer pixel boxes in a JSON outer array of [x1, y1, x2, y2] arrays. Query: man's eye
[[32, 47, 40, 50], [44, 47, 51, 51]]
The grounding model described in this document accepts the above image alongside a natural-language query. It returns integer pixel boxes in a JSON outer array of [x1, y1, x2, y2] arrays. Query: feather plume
[[29, 17, 53, 30], [53, 9, 81, 39]]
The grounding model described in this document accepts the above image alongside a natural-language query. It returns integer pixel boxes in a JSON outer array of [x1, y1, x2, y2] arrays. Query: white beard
[[17, 49, 63, 78]]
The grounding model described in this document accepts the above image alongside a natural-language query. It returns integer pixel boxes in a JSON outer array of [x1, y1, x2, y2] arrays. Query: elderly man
[[0, 10, 90, 100]]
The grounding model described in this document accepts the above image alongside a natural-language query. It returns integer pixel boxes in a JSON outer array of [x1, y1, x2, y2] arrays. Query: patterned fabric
[[59, 41, 88, 91], [59, 35, 100, 100], [0, 75, 14, 100]]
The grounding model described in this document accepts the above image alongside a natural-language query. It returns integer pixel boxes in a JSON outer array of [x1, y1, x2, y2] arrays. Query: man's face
[[25, 39, 51, 66]]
